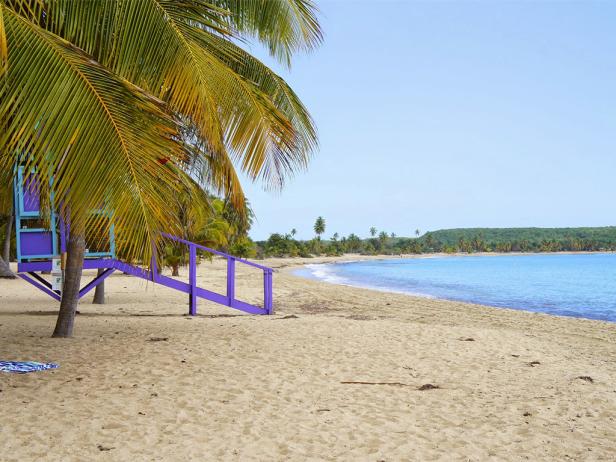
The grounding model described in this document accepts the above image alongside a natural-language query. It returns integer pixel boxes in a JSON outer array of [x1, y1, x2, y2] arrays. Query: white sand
[[1, 256, 616, 461]]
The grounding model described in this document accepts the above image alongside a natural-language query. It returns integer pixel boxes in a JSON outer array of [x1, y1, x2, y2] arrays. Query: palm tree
[[415, 229, 420, 238], [378, 231, 388, 247], [0, 1, 322, 337], [314, 216, 325, 239], [291, 228, 297, 238], [0, 255, 14, 279], [370, 227, 377, 237], [0, 187, 14, 278], [2, 202, 12, 263]]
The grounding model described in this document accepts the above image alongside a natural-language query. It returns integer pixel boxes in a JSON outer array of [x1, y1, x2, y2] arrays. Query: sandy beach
[[2, 256, 616, 461]]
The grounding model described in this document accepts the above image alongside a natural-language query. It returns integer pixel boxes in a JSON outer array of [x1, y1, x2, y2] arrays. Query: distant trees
[[254, 225, 616, 258], [346, 233, 362, 252], [378, 231, 388, 249], [163, 196, 256, 276]]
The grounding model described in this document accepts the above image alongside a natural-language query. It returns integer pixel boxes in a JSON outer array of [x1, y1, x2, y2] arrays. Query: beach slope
[[1, 258, 616, 461]]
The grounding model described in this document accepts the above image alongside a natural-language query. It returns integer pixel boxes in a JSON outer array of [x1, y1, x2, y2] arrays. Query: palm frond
[[12, 0, 318, 190], [214, 0, 323, 67], [196, 33, 317, 186], [1, 0, 322, 265], [33, 0, 229, 157], [0, 5, 6, 72], [0, 5, 202, 263], [0, 180, 11, 214]]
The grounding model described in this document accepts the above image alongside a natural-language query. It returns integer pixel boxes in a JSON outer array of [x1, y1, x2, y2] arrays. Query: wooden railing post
[[227, 257, 235, 306], [264, 269, 273, 314], [189, 244, 197, 315], [150, 247, 158, 283]]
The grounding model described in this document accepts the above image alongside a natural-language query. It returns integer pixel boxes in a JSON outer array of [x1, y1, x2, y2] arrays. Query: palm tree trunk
[[0, 254, 15, 278], [3, 202, 13, 263], [52, 231, 85, 338], [92, 268, 105, 304]]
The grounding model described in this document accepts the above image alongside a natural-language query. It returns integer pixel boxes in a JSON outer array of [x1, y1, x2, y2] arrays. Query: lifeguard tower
[[13, 167, 274, 315]]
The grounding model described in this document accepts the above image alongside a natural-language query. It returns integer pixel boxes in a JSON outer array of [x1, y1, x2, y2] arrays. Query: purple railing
[[17, 234, 274, 316], [159, 233, 273, 316]]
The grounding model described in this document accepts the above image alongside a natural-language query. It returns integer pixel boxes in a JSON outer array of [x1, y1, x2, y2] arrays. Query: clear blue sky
[[242, 0, 616, 241]]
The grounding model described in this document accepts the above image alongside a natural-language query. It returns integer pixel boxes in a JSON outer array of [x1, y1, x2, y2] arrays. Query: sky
[[241, 0, 616, 241]]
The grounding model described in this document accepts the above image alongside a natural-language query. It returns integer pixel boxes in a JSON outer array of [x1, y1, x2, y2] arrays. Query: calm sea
[[294, 253, 616, 322]]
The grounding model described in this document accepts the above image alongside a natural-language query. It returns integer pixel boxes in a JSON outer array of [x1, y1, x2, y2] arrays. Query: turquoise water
[[294, 254, 616, 322]]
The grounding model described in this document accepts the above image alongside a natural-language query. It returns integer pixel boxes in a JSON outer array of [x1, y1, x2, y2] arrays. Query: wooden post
[[227, 257, 235, 306], [150, 247, 158, 283], [189, 244, 197, 315], [264, 269, 274, 314]]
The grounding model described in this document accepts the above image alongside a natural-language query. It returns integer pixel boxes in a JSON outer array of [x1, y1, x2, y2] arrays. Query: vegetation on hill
[[255, 223, 616, 257]]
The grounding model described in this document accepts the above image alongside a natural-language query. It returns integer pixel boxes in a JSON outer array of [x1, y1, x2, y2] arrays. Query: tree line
[[255, 220, 616, 257]]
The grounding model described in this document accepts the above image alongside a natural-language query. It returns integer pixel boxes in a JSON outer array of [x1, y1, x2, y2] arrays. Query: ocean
[[294, 253, 616, 322]]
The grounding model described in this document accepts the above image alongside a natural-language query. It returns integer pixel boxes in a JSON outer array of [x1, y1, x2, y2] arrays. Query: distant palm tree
[[390, 232, 396, 238], [415, 229, 421, 238], [370, 227, 377, 237], [332, 232, 339, 241], [291, 228, 297, 238], [314, 217, 326, 240], [378, 231, 388, 251]]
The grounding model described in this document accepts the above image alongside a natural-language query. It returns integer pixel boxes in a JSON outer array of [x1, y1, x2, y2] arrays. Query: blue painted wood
[[189, 245, 197, 315], [14, 167, 116, 262], [18, 274, 61, 301], [27, 272, 53, 289], [231, 299, 268, 315], [227, 257, 235, 306], [78, 268, 116, 299], [193, 286, 229, 306], [12, 176, 274, 315]]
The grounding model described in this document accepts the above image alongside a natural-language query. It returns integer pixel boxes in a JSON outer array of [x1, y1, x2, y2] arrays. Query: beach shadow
[[0, 310, 245, 319], [0, 310, 59, 316]]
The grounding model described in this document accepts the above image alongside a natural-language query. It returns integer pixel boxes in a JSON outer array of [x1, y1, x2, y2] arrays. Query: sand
[[1, 255, 616, 461]]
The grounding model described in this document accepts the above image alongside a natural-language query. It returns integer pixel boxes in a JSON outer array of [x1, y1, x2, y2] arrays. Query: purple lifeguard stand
[[13, 167, 274, 315]]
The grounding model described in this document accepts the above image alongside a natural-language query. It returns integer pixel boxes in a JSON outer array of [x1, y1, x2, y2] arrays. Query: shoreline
[[265, 249, 614, 271], [2, 258, 616, 460], [278, 252, 616, 325]]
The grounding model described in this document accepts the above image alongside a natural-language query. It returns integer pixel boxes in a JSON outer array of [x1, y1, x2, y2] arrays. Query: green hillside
[[420, 227, 616, 252]]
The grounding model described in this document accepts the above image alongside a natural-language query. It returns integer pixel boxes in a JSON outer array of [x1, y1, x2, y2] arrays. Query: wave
[[299, 263, 434, 299], [303, 263, 351, 285]]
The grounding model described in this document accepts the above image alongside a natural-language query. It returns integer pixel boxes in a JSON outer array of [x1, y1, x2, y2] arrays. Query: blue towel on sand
[[0, 361, 59, 374]]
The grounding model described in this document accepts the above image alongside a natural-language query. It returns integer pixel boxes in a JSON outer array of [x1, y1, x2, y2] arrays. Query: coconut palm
[[0, 1, 322, 337], [415, 229, 420, 238], [370, 227, 377, 237], [314, 216, 325, 239], [378, 231, 388, 248], [0, 255, 14, 278], [0, 186, 14, 278]]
